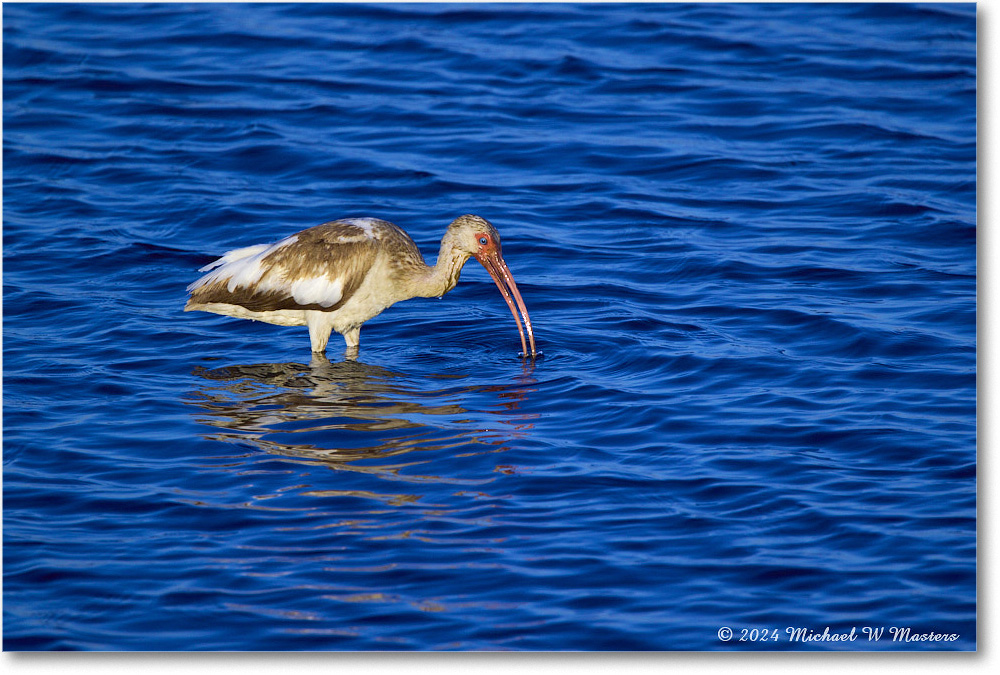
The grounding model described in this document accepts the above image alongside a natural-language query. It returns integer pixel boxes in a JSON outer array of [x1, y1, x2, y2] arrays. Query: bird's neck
[[412, 241, 471, 298]]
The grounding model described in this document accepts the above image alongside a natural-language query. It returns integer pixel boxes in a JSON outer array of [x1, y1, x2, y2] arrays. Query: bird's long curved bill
[[480, 254, 537, 357]]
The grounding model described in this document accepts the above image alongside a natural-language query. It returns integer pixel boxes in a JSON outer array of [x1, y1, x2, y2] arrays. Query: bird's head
[[443, 214, 502, 259], [445, 214, 537, 357]]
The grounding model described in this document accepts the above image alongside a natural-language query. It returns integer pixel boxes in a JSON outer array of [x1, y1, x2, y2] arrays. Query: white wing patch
[[289, 275, 344, 308], [186, 235, 299, 293], [188, 234, 347, 308], [197, 243, 272, 272], [338, 217, 382, 241]]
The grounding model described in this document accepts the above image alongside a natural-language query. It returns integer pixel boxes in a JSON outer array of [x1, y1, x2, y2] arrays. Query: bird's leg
[[306, 312, 334, 353], [342, 326, 360, 360]]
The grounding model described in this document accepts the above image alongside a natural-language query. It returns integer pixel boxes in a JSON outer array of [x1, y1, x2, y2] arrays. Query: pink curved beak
[[477, 250, 537, 357]]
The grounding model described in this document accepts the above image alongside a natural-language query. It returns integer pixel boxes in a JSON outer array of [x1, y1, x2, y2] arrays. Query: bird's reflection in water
[[187, 355, 538, 487]]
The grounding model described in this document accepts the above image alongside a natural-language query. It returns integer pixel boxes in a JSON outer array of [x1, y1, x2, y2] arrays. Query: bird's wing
[[186, 220, 386, 313]]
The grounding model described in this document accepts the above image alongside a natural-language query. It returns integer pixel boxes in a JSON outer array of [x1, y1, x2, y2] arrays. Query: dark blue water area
[[2, 2, 976, 651]]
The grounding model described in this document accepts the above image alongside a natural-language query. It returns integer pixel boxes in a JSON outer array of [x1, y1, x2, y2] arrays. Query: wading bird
[[185, 214, 537, 358]]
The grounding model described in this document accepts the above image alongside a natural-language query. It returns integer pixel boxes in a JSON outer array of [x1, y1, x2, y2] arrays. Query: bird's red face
[[473, 230, 537, 358], [474, 231, 499, 258]]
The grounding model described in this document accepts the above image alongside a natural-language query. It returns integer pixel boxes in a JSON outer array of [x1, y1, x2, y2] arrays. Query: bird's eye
[[478, 236, 488, 246]]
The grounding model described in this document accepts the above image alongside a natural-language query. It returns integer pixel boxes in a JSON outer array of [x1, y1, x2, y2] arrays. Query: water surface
[[3, 2, 976, 650]]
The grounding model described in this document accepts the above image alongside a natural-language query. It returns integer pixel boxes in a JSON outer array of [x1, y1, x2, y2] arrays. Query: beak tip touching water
[[477, 251, 537, 358]]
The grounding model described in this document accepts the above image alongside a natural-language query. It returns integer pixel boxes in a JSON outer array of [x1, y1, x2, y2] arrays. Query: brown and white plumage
[[185, 215, 536, 357]]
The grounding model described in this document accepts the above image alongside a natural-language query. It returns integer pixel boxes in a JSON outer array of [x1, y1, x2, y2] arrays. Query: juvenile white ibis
[[184, 214, 537, 357]]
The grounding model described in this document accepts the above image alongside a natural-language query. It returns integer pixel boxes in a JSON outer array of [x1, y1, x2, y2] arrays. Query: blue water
[[3, 2, 976, 651]]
